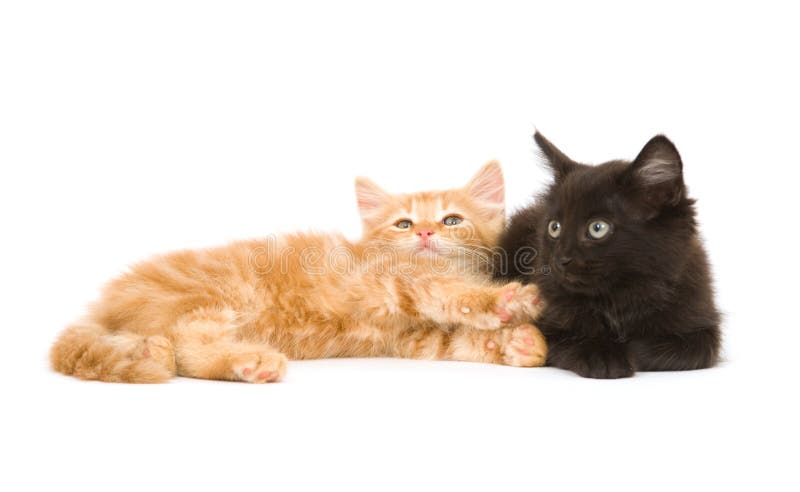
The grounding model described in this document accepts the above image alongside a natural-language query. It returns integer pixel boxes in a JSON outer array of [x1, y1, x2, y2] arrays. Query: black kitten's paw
[[572, 349, 634, 379], [548, 340, 634, 379]]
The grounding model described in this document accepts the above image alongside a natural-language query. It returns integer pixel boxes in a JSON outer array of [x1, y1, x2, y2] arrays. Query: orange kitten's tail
[[50, 322, 175, 383]]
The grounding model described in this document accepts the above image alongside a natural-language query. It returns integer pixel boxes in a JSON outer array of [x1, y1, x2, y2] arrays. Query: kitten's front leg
[[546, 332, 634, 379], [492, 324, 548, 367], [394, 323, 547, 367], [412, 276, 543, 331]]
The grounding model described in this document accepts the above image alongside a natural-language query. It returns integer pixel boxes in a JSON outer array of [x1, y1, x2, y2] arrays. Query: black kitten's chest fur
[[496, 132, 721, 379]]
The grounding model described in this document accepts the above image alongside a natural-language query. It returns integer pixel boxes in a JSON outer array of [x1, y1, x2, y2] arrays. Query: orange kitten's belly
[[92, 233, 408, 360]]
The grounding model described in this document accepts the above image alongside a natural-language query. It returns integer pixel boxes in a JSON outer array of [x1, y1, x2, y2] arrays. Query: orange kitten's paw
[[453, 283, 541, 331], [450, 282, 542, 330], [231, 352, 288, 383], [139, 336, 177, 373], [496, 283, 543, 323], [452, 294, 502, 331], [501, 324, 547, 367]]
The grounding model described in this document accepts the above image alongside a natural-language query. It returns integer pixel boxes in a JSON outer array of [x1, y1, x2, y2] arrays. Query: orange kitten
[[50, 162, 546, 383]]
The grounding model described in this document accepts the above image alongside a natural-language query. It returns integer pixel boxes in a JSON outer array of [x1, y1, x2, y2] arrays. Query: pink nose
[[416, 229, 434, 238]]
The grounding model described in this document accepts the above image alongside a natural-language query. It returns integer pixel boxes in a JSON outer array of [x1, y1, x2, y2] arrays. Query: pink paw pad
[[496, 306, 513, 322], [486, 340, 497, 350], [242, 367, 252, 376]]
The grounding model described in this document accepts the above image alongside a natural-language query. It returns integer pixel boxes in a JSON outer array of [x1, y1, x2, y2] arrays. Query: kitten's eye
[[547, 220, 561, 239], [442, 215, 463, 226], [588, 220, 611, 239], [395, 219, 413, 229]]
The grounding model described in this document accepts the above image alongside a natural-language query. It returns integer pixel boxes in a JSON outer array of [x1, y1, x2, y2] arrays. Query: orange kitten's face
[[355, 162, 506, 261]]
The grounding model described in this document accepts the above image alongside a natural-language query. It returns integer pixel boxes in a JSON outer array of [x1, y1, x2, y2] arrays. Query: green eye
[[588, 220, 611, 239], [395, 220, 413, 229], [547, 220, 561, 239], [443, 215, 463, 226]]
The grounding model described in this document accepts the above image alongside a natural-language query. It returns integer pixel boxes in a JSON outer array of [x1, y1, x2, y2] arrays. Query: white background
[[1, 1, 798, 491]]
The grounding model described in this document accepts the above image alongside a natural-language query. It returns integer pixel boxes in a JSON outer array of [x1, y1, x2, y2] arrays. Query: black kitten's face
[[540, 163, 646, 293], [531, 133, 694, 296]]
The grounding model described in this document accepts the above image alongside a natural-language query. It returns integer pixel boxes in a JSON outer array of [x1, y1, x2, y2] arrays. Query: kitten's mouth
[[553, 267, 602, 291], [415, 241, 440, 253], [412, 245, 440, 257]]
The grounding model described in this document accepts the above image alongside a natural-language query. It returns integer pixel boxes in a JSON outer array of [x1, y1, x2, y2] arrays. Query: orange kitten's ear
[[465, 161, 505, 215], [355, 177, 392, 224]]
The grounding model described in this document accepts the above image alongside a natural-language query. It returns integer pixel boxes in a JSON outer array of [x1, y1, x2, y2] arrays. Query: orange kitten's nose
[[416, 228, 434, 248]]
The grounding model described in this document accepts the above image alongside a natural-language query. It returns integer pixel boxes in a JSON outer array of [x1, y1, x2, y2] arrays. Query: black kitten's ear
[[534, 131, 578, 181], [623, 135, 685, 217]]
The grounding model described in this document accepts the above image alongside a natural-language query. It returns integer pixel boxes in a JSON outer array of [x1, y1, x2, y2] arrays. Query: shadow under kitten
[[495, 132, 721, 379]]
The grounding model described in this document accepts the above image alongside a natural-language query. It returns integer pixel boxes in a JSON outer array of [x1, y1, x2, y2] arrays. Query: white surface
[[1, 1, 797, 491]]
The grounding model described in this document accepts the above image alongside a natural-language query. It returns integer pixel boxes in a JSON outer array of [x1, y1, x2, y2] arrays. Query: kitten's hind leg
[[628, 327, 720, 372], [172, 308, 288, 383], [51, 322, 177, 383]]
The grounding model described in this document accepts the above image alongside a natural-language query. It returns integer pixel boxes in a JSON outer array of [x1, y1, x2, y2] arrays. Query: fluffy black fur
[[495, 132, 721, 378]]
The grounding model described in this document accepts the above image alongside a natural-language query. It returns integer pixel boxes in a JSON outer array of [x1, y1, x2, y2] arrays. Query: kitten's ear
[[464, 160, 505, 216], [355, 177, 392, 223], [622, 135, 685, 217], [534, 131, 578, 181]]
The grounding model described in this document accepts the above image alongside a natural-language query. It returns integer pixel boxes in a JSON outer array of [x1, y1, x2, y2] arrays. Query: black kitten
[[495, 132, 721, 379]]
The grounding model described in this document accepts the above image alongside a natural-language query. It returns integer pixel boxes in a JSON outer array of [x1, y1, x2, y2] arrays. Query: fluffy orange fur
[[50, 162, 546, 383]]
